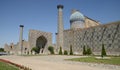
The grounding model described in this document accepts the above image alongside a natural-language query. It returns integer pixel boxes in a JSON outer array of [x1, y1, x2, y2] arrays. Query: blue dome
[[70, 11, 85, 23]]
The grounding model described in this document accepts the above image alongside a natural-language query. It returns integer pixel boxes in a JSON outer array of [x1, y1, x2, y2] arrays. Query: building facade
[[56, 5, 120, 55], [4, 5, 120, 55], [28, 29, 52, 54]]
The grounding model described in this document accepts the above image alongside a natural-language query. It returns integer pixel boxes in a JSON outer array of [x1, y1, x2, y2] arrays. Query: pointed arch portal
[[36, 36, 47, 53]]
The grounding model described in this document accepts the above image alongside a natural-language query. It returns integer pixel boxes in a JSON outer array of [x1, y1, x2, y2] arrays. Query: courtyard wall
[[63, 21, 120, 55]]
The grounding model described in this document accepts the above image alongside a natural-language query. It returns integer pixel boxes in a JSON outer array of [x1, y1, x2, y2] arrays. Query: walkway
[[0, 55, 119, 70]]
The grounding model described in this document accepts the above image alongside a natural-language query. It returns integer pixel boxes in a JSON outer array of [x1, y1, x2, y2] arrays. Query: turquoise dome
[[70, 11, 85, 23]]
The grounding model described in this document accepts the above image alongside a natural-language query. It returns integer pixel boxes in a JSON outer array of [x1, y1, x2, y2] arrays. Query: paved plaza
[[0, 55, 120, 70]]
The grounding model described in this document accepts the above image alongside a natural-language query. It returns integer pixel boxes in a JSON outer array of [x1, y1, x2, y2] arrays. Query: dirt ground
[[0, 55, 119, 70]]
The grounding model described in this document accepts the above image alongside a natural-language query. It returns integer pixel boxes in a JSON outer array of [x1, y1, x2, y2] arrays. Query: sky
[[0, 0, 120, 48]]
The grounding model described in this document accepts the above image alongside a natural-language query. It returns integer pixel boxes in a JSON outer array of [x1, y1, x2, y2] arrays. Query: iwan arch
[[28, 30, 52, 54], [4, 5, 120, 55]]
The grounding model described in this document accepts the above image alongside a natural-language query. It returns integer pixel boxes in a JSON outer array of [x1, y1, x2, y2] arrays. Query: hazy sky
[[0, 0, 120, 48]]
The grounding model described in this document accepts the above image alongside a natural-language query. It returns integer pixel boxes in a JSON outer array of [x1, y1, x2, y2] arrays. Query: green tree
[[101, 44, 107, 58], [64, 50, 68, 55], [70, 45, 73, 55], [31, 47, 40, 54], [86, 47, 92, 55], [0, 48, 4, 52], [83, 45, 87, 55], [48, 46, 54, 54], [59, 46, 62, 55]]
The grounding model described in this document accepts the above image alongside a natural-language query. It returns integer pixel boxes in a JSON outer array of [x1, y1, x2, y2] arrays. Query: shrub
[[59, 46, 62, 55], [70, 45, 73, 55], [27, 51, 29, 55], [31, 47, 40, 54], [83, 45, 87, 55], [0, 48, 4, 52], [86, 47, 92, 55], [101, 44, 107, 58], [48, 46, 54, 54], [64, 50, 68, 55]]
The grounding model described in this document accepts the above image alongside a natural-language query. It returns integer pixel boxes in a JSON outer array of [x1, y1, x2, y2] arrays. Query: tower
[[57, 5, 64, 48], [19, 25, 24, 54]]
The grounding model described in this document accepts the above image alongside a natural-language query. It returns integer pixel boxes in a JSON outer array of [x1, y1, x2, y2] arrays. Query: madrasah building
[[4, 5, 120, 55]]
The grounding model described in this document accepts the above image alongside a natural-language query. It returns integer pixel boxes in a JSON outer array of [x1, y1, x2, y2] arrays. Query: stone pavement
[[0, 55, 119, 70]]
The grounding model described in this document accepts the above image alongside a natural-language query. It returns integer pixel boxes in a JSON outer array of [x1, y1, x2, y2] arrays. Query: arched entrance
[[36, 36, 47, 53]]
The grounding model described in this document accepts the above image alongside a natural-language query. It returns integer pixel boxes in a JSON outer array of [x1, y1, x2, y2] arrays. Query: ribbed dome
[[70, 11, 85, 23]]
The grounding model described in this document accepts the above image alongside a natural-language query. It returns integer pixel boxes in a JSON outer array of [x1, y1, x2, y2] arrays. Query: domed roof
[[70, 11, 85, 23]]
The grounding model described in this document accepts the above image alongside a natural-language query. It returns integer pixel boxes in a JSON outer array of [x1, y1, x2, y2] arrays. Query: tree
[[31, 47, 40, 54], [101, 44, 107, 58], [59, 46, 62, 55], [64, 50, 68, 55], [70, 45, 73, 55], [0, 48, 4, 52], [48, 46, 54, 54], [83, 45, 87, 55], [86, 47, 92, 55]]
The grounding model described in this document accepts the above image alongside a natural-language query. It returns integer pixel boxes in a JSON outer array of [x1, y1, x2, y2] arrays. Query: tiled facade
[[63, 22, 120, 55], [28, 30, 52, 53], [4, 5, 120, 55]]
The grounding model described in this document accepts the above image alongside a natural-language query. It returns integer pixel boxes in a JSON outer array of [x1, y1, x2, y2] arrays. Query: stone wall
[[28, 29, 52, 53], [63, 21, 120, 55], [63, 29, 73, 51], [84, 16, 100, 28], [4, 41, 29, 55], [4, 44, 10, 53]]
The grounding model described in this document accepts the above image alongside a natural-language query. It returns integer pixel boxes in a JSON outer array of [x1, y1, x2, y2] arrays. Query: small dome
[[70, 11, 85, 23]]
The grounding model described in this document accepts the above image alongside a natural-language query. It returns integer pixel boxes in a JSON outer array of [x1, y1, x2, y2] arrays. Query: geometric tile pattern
[[63, 22, 120, 55]]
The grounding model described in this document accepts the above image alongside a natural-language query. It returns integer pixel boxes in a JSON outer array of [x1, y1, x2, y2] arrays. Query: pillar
[[19, 25, 24, 55]]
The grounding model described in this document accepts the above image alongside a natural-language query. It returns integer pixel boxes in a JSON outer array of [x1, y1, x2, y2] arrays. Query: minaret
[[19, 25, 24, 54], [57, 5, 64, 48]]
